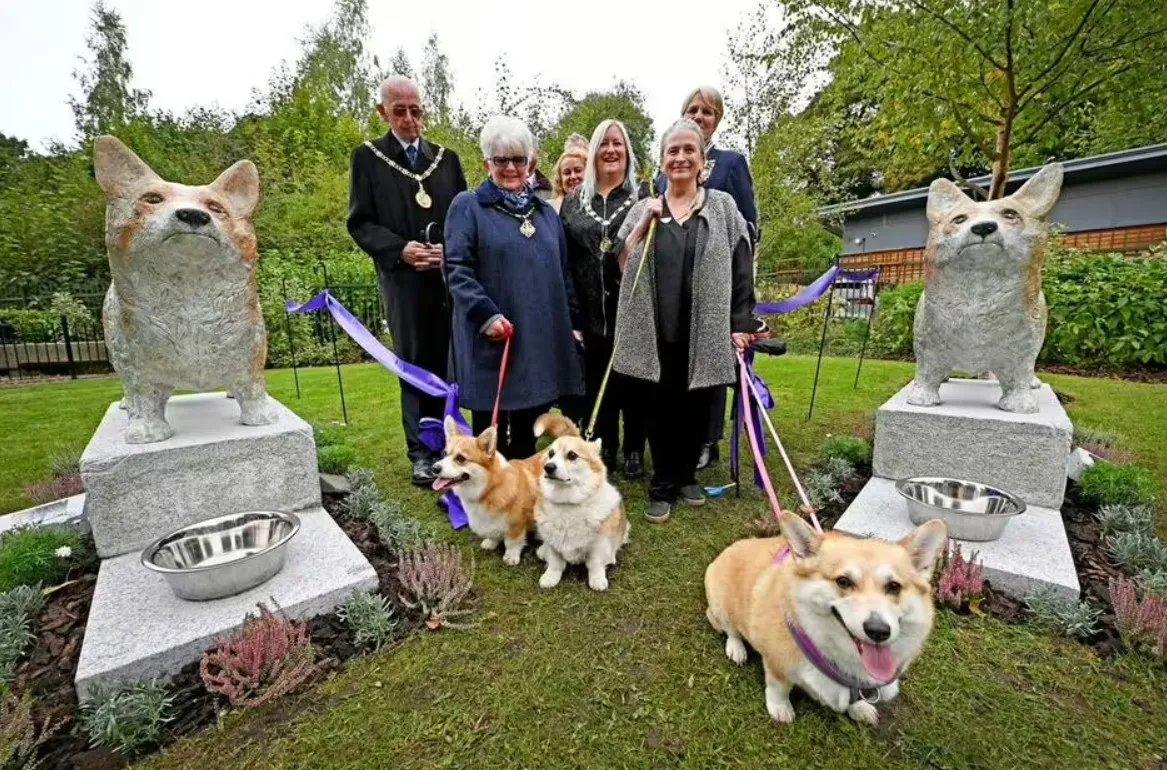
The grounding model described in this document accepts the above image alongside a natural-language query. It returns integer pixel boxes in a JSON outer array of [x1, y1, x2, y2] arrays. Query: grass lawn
[[2, 356, 1166, 769]]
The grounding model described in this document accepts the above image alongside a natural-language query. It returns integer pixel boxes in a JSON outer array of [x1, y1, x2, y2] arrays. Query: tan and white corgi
[[431, 413, 578, 565], [536, 431, 628, 591], [704, 514, 947, 726]]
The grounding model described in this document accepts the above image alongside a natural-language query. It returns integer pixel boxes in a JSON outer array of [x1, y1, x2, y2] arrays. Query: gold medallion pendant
[[520, 219, 536, 238], [415, 187, 432, 209], [600, 236, 613, 253]]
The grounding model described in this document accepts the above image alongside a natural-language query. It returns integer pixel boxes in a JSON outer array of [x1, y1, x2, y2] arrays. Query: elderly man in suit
[[348, 76, 467, 485]]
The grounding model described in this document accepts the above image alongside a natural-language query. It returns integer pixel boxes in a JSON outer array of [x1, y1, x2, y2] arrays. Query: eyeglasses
[[390, 105, 424, 118], [490, 156, 529, 168]]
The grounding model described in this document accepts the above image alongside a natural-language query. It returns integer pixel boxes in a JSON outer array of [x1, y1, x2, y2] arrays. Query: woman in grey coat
[[613, 118, 762, 523]]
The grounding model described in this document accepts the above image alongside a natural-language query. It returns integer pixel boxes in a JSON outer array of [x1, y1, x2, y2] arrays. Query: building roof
[[819, 143, 1167, 221]]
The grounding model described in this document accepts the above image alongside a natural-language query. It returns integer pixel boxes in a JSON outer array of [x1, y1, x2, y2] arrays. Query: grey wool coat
[[613, 189, 756, 389]]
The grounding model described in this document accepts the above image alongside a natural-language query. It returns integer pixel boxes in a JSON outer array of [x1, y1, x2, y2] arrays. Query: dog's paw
[[125, 418, 173, 444], [767, 700, 795, 724], [587, 572, 609, 591], [847, 701, 879, 726], [906, 383, 941, 407], [535, 544, 548, 561], [239, 401, 278, 426], [998, 389, 1038, 414], [539, 570, 562, 589], [479, 538, 498, 551], [725, 636, 748, 665], [502, 549, 522, 566]]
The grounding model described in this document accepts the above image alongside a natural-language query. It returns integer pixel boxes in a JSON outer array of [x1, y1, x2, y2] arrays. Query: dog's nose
[[862, 614, 891, 643], [543, 463, 556, 475], [175, 208, 212, 227], [970, 221, 998, 237], [430, 462, 442, 475]]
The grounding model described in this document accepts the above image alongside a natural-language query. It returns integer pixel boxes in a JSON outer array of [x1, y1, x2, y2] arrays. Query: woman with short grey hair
[[614, 118, 762, 523], [444, 116, 584, 459]]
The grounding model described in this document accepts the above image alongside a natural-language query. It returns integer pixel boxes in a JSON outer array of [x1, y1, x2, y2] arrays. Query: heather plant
[[1077, 463, 1158, 508], [338, 590, 399, 650], [936, 544, 985, 609], [22, 476, 84, 507], [1109, 577, 1167, 656], [398, 543, 477, 630], [1073, 424, 1135, 464], [1, 692, 59, 770], [200, 603, 321, 708], [823, 435, 872, 468], [1025, 589, 1102, 639], [1094, 504, 1156, 539], [0, 526, 84, 592], [1107, 531, 1167, 575], [78, 680, 173, 755], [317, 445, 359, 475]]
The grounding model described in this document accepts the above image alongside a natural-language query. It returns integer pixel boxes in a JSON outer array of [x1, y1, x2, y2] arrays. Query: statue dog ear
[[93, 135, 160, 200]]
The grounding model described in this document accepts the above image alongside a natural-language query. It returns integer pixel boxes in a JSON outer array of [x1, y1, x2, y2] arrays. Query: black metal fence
[[0, 312, 110, 382]]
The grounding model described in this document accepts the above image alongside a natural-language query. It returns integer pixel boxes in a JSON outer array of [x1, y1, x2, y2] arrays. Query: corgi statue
[[907, 163, 1064, 414], [94, 135, 277, 444]]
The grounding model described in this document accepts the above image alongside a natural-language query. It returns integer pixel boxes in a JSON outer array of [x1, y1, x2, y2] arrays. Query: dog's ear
[[443, 415, 459, 444], [211, 160, 261, 219], [779, 513, 821, 559], [1009, 163, 1063, 219], [899, 519, 948, 578], [590, 437, 603, 454], [926, 178, 969, 225], [477, 426, 498, 456], [93, 135, 160, 199]]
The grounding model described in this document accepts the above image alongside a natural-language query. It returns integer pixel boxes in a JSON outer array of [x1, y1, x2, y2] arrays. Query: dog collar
[[774, 547, 897, 704]]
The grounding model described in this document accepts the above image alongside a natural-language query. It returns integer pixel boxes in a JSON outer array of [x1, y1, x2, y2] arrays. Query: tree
[[288, 0, 379, 121], [787, 0, 1167, 197], [420, 34, 454, 120], [68, 1, 151, 141], [540, 84, 655, 178], [389, 47, 414, 81]]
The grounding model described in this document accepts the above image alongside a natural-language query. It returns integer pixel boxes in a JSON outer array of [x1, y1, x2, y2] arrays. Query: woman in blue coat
[[656, 86, 758, 471], [444, 116, 584, 459]]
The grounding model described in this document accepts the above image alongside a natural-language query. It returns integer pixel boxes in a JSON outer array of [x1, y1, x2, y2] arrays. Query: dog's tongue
[[432, 477, 453, 492], [858, 641, 897, 682]]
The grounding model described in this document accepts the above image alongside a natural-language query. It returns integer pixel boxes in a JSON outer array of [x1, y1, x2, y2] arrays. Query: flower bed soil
[[11, 493, 407, 770]]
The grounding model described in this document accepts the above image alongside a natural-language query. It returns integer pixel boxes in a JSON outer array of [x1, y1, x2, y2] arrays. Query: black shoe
[[411, 458, 437, 487], [696, 442, 720, 471], [623, 451, 644, 479]]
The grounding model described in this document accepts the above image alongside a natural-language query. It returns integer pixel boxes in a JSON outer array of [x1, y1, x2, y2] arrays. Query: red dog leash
[[490, 319, 515, 429]]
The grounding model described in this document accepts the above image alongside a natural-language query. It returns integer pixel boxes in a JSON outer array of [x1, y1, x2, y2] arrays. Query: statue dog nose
[[970, 221, 998, 237], [175, 208, 212, 227]]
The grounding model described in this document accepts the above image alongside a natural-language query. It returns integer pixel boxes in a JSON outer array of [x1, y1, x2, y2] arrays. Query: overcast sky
[[0, 0, 761, 153]]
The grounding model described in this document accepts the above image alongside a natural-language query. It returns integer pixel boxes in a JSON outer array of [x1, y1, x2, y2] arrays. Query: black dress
[[347, 133, 467, 464], [560, 187, 646, 458]]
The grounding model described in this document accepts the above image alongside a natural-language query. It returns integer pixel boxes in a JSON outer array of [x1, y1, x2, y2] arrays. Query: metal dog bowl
[[895, 477, 1025, 542], [141, 511, 300, 601]]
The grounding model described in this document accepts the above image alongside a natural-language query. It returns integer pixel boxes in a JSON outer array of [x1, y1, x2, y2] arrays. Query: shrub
[[22, 475, 84, 506], [936, 544, 985, 609], [345, 484, 382, 521], [1109, 577, 1167, 656], [199, 603, 320, 708], [870, 281, 924, 357], [312, 422, 347, 448], [317, 445, 359, 475], [805, 470, 843, 508], [346, 467, 376, 491], [367, 501, 429, 553], [47, 447, 82, 480], [398, 543, 477, 630], [0, 606, 36, 687], [1137, 569, 1167, 595], [1107, 532, 1167, 575], [1073, 425, 1135, 464], [1077, 463, 1158, 508], [337, 591, 399, 651], [1024, 589, 1102, 639], [0, 526, 84, 592], [824, 435, 872, 467], [1094, 504, 1156, 539], [1, 692, 59, 770], [78, 680, 173, 755]]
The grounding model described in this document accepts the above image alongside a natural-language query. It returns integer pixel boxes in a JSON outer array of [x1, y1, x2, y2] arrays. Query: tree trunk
[[990, 66, 1018, 199]]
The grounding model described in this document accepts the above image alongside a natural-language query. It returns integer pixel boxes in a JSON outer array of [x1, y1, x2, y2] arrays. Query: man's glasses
[[391, 106, 424, 118], [490, 156, 529, 168]]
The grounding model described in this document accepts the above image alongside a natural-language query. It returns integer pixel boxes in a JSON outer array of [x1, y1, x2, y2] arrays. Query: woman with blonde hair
[[559, 119, 646, 477], [548, 145, 587, 213]]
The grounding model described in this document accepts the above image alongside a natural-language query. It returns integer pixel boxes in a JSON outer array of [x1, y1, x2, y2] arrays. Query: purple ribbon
[[285, 291, 470, 529], [754, 265, 881, 315]]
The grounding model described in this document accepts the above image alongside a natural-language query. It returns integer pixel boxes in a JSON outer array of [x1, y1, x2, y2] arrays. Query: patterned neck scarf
[[488, 178, 535, 214]]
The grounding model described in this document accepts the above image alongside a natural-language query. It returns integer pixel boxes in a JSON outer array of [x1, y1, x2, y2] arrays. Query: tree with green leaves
[[540, 84, 655, 178], [420, 33, 454, 120], [389, 47, 414, 81], [786, 0, 1167, 197], [68, 1, 151, 142], [720, 4, 802, 155]]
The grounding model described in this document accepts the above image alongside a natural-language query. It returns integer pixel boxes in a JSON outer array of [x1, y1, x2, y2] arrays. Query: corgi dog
[[704, 514, 947, 726], [536, 432, 628, 591], [908, 164, 1064, 413], [93, 135, 275, 444], [431, 413, 578, 565]]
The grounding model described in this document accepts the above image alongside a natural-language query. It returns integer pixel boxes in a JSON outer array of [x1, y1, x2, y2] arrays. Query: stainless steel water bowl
[[141, 511, 301, 601], [895, 477, 1025, 542]]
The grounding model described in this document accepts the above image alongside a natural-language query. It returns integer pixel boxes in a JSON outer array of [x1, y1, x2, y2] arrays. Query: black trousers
[[564, 334, 646, 456], [471, 402, 553, 460], [705, 387, 728, 443], [402, 384, 444, 463], [645, 342, 715, 502]]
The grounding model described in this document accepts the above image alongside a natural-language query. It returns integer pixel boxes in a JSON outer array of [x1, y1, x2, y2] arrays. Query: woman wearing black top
[[560, 119, 646, 477], [614, 118, 760, 523]]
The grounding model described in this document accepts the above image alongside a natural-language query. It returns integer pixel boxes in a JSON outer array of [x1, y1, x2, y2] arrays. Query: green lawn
[[3, 357, 1166, 769]]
